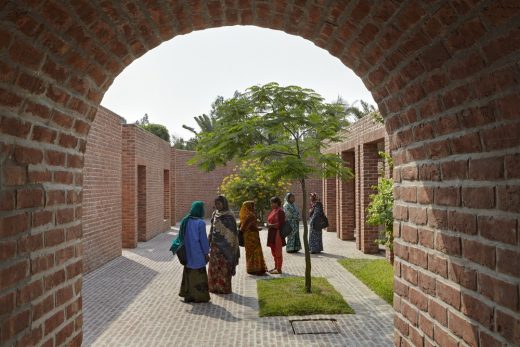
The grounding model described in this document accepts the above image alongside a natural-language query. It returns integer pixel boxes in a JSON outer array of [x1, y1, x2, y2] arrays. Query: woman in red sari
[[266, 197, 286, 274]]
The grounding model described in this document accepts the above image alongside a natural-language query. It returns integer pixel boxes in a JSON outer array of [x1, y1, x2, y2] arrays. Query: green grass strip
[[256, 276, 354, 317], [338, 258, 394, 305]]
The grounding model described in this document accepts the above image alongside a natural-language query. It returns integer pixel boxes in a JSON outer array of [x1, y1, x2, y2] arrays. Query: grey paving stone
[[83, 224, 393, 347]]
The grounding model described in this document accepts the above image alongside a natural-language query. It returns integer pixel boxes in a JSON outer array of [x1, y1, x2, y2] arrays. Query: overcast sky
[[101, 26, 375, 140]]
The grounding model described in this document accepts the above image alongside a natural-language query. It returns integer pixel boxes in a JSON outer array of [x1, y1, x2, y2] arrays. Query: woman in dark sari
[[208, 196, 240, 294], [283, 192, 301, 253], [266, 197, 286, 274], [170, 201, 210, 303], [239, 201, 267, 275], [309, 192, 325, 254]]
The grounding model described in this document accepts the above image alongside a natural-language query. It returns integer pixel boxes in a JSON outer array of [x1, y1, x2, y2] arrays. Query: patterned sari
[[239, 201, 267, 275], [283, 193, 301, 253], [208, 196, 240, 294], [309, 193, 324, 253]]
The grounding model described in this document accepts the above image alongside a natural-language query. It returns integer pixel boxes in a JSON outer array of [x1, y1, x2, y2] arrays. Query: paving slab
[[83, 224, 394, 347]]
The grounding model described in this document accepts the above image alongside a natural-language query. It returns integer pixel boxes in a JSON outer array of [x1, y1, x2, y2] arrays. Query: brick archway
[[0, 2, 519, 346]]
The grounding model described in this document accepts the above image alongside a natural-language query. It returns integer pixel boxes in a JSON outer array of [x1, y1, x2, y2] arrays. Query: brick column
[[137, 165, 146, 242], [322, 177, 337, 232], [359, 143, 380, 254], [121, 126, 137, 248], [338, 151, 355, 240], [355, 146, 361, 250], [170, 148, 176, 224]]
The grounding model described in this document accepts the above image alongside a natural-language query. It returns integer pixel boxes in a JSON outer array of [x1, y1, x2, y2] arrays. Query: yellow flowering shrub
[[219, 159, 291, 220]]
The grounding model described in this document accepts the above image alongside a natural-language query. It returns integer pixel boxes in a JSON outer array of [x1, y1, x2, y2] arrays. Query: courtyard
[[83, 225, 393, 347]]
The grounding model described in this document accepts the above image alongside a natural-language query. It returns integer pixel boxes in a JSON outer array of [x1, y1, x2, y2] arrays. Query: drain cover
[[290, 319, 339, 335]]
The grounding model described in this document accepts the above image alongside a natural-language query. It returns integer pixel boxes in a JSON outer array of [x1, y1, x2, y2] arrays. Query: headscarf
[[170, 201, 204, 254], [215, 195, 229, 211], [239, 201, 257, 232], [239, 201, 255, 224], [309, 192, 319, 216], [284, 193, 300, 221]]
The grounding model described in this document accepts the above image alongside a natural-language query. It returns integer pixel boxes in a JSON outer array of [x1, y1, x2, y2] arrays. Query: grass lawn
[[256, 276, 354, 317], [338, 258, 394, 305]]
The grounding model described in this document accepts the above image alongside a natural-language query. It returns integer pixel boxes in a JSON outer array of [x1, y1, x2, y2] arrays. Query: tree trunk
[[300, 179, 312, 293]]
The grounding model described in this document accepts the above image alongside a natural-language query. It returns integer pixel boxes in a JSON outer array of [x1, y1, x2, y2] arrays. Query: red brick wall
[[174, 149, 234, 220], [83, 107, 122, 273], [324, 116, 388, 249], [290, 178, 323, 218], [122, 125, 171, 244], [0, 2, 519, 347], [359, 142, 381, 253], [174, 149, 322, 222]]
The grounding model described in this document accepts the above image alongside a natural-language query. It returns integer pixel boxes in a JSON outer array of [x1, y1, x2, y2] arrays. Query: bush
[[366, 151, 394, 252], [139, 123, 170, 142], [219, 159, 290, 220]]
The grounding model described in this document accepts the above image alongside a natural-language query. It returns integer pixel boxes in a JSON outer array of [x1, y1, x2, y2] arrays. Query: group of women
[[171, 192, 326, 303]]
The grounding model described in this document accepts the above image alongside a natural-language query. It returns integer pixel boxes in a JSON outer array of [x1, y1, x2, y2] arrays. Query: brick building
[[0, 2, 519, 346], [323, 116, 390, 255], [82, 106, 322, 273]]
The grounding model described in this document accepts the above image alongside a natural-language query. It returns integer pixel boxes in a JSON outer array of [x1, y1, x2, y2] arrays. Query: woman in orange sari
[[239, 201, 267, 275]]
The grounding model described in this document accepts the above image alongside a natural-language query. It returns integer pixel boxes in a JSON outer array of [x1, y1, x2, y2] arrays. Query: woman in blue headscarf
[[171, 201, 210, 303]]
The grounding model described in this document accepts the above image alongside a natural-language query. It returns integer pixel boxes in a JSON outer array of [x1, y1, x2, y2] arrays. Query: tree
[[139, 123, 170, 142], [182, 95, 225, 135], [339, 99, 383, 124], [135, 113, 150, 125], [219, 160, 291, 221], [191, 82, 353, 293], [172, 135, 197, 150]]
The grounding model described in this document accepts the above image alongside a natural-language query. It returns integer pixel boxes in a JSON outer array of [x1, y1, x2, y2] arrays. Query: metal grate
[[290, 319, 340, 335]]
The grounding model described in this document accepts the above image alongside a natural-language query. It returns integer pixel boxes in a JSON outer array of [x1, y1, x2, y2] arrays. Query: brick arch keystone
[[0, 1, 519, 346]]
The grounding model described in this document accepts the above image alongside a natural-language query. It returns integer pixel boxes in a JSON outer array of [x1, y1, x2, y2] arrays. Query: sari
[[309, 193, 324, 253], [172, 201, 210, 303], [267, 207, 285, 272], [208, 196, 240, 294], [283, 193, 301, 253], [239, 201, 267, 275]]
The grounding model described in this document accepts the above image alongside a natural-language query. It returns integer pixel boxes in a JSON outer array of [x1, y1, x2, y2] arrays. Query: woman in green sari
[[283, 193, 301, 253], [170, 201, 210, 303]]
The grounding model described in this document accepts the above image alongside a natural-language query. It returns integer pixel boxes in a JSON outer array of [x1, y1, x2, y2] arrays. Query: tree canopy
[[191, 82, 353, 292], [139, 123, 170, 142]]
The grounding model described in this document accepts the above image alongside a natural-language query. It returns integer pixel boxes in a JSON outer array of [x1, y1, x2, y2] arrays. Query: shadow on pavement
[[218, 292, 258, 310], [83, 257, 159, 346], [126, 230, 177, 263], [186, 301, 241, 322]]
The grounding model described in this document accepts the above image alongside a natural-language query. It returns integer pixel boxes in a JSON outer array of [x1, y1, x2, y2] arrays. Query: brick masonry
[[324, 116, 389, 254], [82, 106, 123, 273], [0, 1, 519, 346], [83, 107, 322, 274]]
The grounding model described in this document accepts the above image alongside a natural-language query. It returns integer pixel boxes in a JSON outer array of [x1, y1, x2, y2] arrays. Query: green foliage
[[366, 177, 394, 251], [338, 259, 394, 304], [257, 277, 354, 317], [219, 160, 291, 220], [172, 135, 198, 150], [366, 151, 394, 251], [191, 83, 353, 182], [135, 113, 150, 125], [340, 99, 383, 124], [139, 123, 170, 142], [191, 82, 355, 293], [182, 95, 224, 135]]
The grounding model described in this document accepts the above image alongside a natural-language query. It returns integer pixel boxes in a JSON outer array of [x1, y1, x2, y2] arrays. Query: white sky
[[101, 26, 375, 140]]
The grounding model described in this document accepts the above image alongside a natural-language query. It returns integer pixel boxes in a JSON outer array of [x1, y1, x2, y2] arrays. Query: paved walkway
[[83, 225, 394, 346]]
